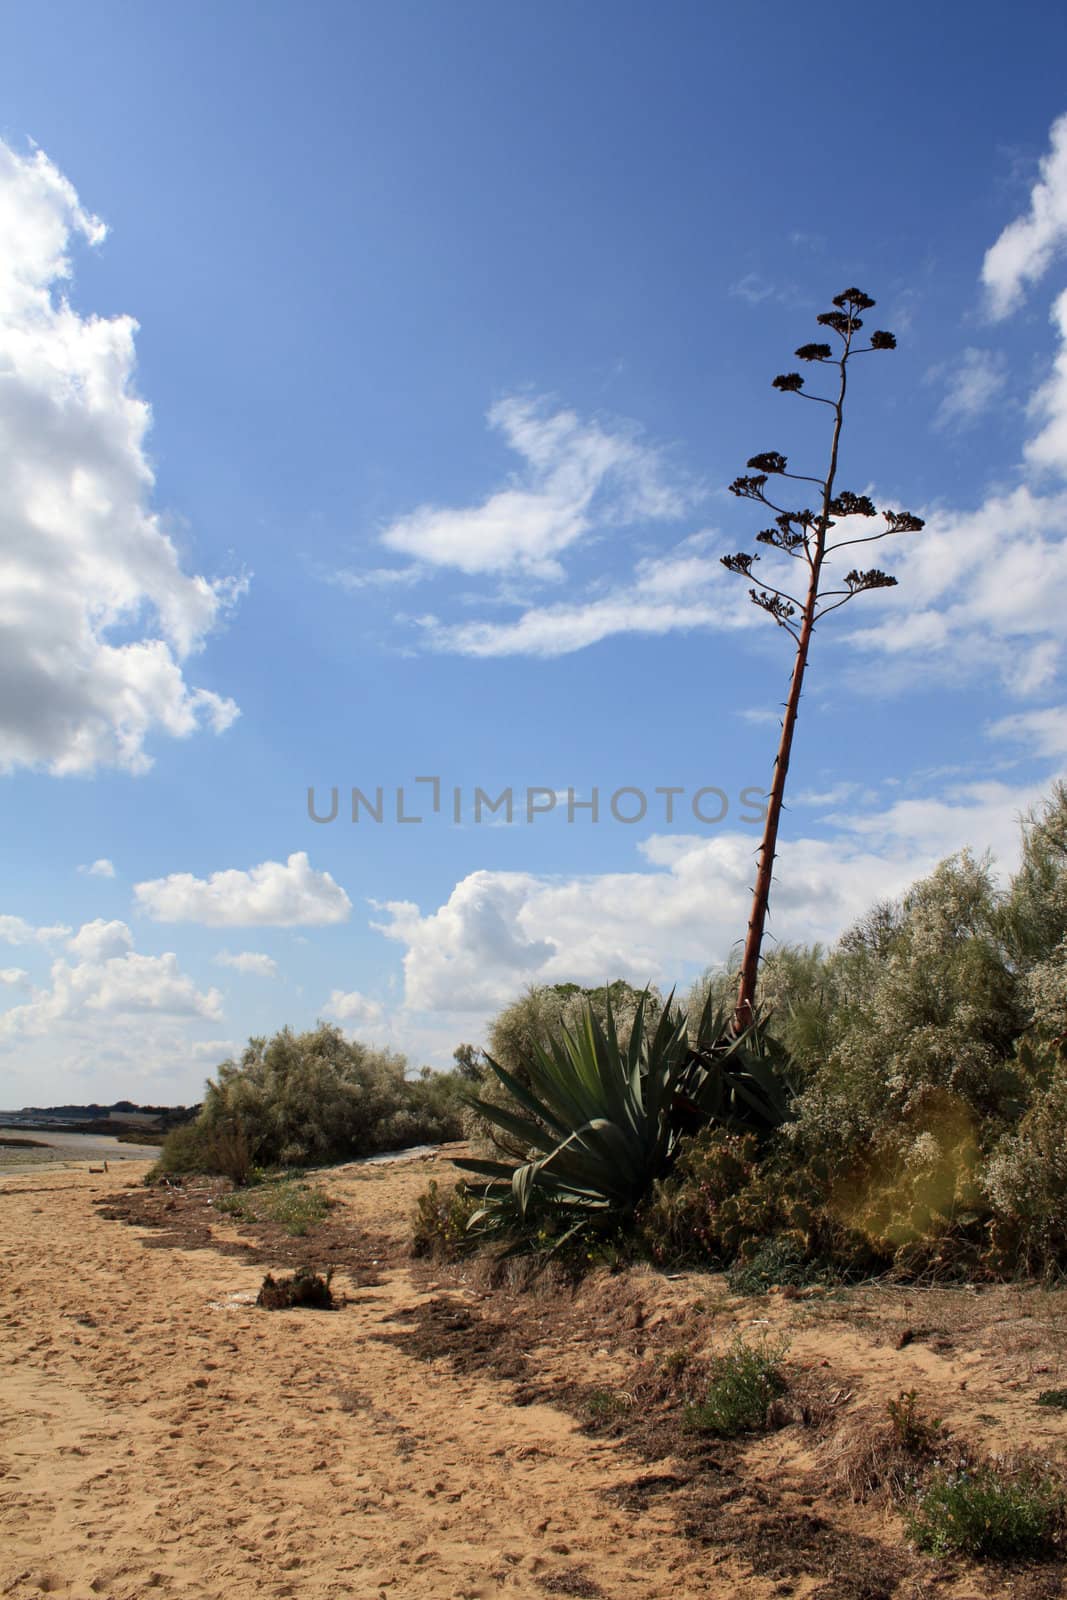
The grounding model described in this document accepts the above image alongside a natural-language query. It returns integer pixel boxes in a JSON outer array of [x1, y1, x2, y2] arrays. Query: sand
[[3, 1150, 1067, 1600]]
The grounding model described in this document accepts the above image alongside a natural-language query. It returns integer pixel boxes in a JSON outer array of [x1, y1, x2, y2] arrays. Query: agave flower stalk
[[723, 288, 924, 1034]]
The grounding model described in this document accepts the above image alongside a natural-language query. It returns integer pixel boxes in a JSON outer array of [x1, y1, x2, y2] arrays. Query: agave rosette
[[455, 992, 792, 1245]]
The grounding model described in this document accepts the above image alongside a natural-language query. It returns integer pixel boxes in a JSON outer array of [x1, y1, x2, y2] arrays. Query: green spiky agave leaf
[[459, 1093, 568, 1159], [528, 1013, 638, 1141], [626, 991, 647, 1097], [454, 989, 797, 1252], [472, 1053, 573, 1140], [641, 1001, 692, 1127], [583, 1003, 644, 1137], [453, 1154, 529, 1182]]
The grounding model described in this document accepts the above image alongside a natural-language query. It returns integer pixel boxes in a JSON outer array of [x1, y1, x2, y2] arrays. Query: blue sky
[[2, 1, 1067, 1103]]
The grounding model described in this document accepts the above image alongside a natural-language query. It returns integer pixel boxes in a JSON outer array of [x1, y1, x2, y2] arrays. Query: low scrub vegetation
[[430, 784, 1067, 1283], [155, 1023, 466, 1180], [906, 1462, 1063, 1560], [410, 1179, 479, 1259], [454, 989, 791, 1254], [216, 1179, 333, 1236], [684, 1334, 789, 1437]]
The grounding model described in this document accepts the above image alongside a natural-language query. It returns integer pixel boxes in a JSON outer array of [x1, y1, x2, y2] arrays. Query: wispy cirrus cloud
[[215, 950, 279, 977], [983, 111, 1067, 319], [415, 544, 747, 658], [987, 703, 1067, 759], [370, 395, 697, 583], [928, 347, 1007, 430], [728, 273, 805, 309]]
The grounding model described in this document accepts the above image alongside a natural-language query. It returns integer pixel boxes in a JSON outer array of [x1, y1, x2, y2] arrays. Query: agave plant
[[454, 990, 793, 1249]]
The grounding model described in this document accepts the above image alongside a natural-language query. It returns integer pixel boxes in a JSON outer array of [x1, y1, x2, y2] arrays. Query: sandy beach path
[[0, 1159, 776, 1600]]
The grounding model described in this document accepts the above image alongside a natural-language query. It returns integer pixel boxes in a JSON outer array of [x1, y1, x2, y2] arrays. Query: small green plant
[[411, 1180, 478, 1258], [1037, 1388, 1067, 1409], [727, 1233, 812, 1295], [906, 1462, 1063, 1559], [217, 1179, 332, 1236], [685, 1334, 788, 1437], [587, 1389, 632, 1422], [886, 1390, 944, 1455]]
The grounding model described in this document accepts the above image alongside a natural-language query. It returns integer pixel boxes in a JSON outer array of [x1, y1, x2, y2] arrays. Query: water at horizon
[[0, 1126, 161, 1172]]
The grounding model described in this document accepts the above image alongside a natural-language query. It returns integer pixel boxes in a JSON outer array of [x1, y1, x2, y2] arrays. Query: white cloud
[[845, 485, 1067, 694], [78, 858, 116, 878], [419, 547, 746, 658], [134, 852, 352, 927], [333, 563, 425, 592], [793, 783, 862, 808], [983, 112, 1067, 318], [0, 139, 241, 776], [0, 914, 71, 946], [326, 988, 384, 1025], [371, 779, 1051, 1018], [0, 941, 223, 1043], [0, 968, 29, 988], [67, 918, 133, 962], [373, 872, 557, 1012], [375, 396, 695, 581], [988, 703, 1067, 759], [728, 273, 804, 308], [1025, 285, 1067, 476], [215, 950, 279, 977], [190, 1038, 240, 1063], [931, 348, 1007, 430]]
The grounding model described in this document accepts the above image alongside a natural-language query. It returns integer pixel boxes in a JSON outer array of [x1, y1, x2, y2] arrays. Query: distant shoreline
[[0, 1126, 163, 1171]]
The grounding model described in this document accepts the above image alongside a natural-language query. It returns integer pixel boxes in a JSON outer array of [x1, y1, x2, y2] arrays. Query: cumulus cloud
[[215, 950, 279, 977], [0, 968, 29, 988], [930, 347, 1007, 430], [375, 396, 695, 582], [845, 485, 1067, 694], [326, 988, 384, 1025], [78, 858, 116, 878], [0, 139, 241, 776], [0, 914, 71, 945], [134, 852, 352, 927], [67, 918, 133, 962], [0, 925, 223, 1044], [371, 780, 1049, 1017], [983, 112, 1067, 318]]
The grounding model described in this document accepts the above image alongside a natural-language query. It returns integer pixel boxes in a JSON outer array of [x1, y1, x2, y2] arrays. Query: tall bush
[[158, 1023, 465, 1176]]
